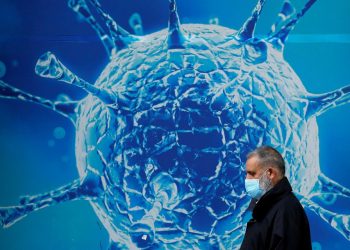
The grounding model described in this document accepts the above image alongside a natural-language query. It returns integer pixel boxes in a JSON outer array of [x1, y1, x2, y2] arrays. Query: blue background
[[0, 0, 349, 249]]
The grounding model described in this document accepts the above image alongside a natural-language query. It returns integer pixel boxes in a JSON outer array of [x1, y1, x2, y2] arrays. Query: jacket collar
[[252, 176, 293, 221]]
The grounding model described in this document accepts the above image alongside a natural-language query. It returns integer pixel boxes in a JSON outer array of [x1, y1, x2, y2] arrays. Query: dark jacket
[[240, 177, 312, 250]]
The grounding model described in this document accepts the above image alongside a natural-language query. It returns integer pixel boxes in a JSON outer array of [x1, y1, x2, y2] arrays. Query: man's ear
[[269, 167, 283, 181], [268, 167, 276, 179]]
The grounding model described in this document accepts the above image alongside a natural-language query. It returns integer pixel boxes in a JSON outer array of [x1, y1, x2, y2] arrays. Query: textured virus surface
[[1, 0, 350, 249]]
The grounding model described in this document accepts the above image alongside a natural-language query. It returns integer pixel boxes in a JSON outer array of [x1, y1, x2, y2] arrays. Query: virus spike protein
[[87, 0, 138, 51], [0, 80, 77, 122], [300, 197, 350, 240], [129, 13, 144, 36], [271, 0, 318, 45], [68, 0, 115, 56], [268, 0, 295, 36], [167, 0, 186, 49], [237, 0, 267, 41], [0, 175, 102, 228], [308, 173, 350, 201], [129, 173, 179, 248], [35, 51, 116, 105], [305, 84, 350, 118]]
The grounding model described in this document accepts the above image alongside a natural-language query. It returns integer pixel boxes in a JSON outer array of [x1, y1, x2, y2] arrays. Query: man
[[240, 145, 312, 250]]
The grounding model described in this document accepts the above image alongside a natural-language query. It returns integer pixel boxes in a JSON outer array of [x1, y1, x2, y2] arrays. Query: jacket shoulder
[[272, 192, 309, 227]]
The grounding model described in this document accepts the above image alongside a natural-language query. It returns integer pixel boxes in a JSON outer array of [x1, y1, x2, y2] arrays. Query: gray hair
[[247, 145, 285, 176]]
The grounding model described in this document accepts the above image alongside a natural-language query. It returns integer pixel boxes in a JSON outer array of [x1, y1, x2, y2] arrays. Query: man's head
[[245, 146, 285, 198]]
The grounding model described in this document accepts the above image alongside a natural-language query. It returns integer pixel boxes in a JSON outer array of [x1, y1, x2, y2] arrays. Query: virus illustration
[[1, 0, 350, 249]]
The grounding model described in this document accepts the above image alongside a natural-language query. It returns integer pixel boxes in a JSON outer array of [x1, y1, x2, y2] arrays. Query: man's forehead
[[246, 156, 261, 170]]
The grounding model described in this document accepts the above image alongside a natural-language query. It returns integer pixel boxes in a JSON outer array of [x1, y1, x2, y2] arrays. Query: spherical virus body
[[78, 24, 317, 248], [1, 0, 350, 249]]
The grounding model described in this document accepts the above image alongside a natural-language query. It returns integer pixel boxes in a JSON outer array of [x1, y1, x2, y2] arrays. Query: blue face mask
[[245, 179, 263, 199], [245, 169, 271, 199]]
